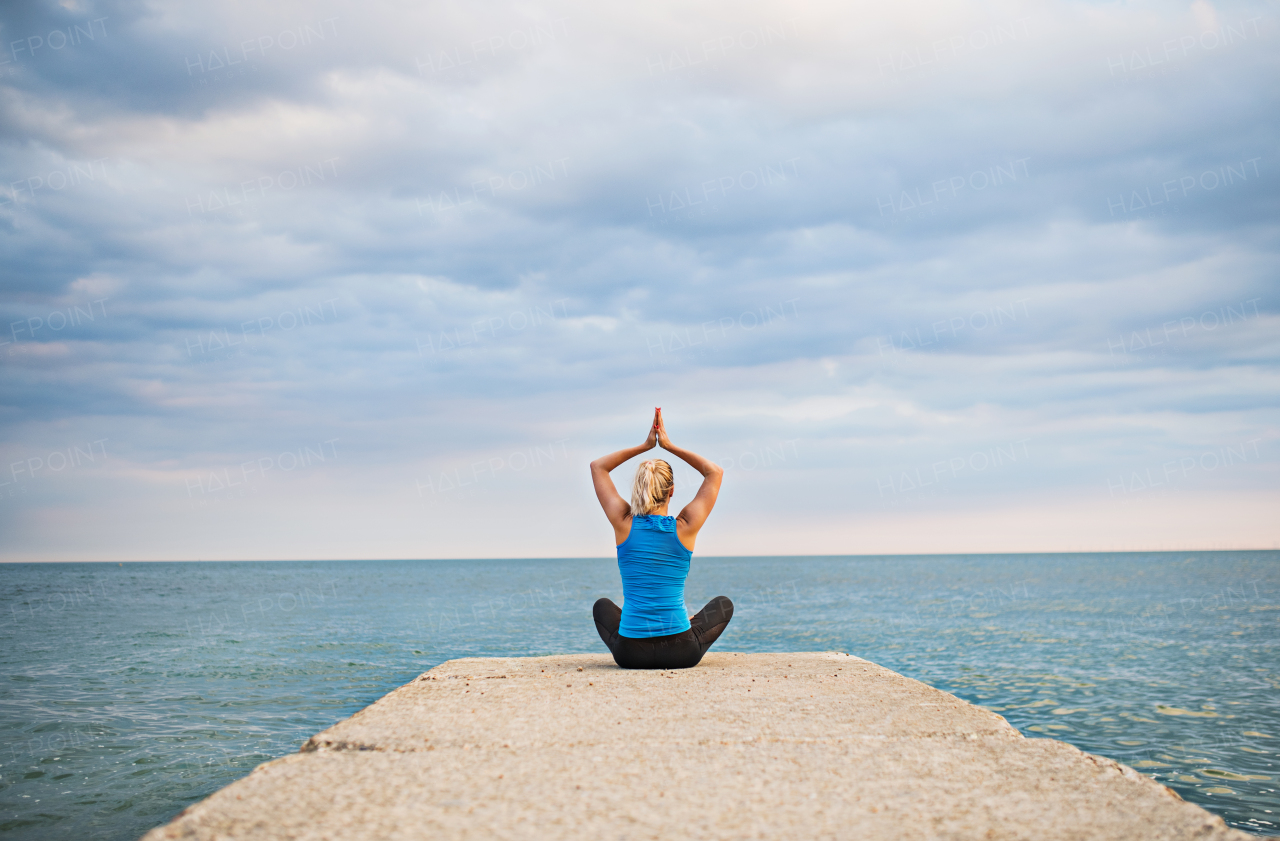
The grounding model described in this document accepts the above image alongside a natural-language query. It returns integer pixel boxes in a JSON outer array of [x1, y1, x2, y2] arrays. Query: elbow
[[708, 463, 724, 478]]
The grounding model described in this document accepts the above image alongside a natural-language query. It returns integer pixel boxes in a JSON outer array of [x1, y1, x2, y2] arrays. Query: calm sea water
[[1, 553, 1276, 839]]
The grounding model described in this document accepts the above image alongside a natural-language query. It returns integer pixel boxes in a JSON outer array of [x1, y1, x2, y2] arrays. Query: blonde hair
[[630, 459, 674, 516]]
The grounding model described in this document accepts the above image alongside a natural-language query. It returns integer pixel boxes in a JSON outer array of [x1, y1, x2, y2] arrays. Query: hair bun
[[630, 459, 674, 517]]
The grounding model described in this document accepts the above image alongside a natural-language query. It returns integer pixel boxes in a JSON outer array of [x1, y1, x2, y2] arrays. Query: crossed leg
[[592, 597, 624, 652], [593, 596, 734, 669], [688, 595, 734, 651]]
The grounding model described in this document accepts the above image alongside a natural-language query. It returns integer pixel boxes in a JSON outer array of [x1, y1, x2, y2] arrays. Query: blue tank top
[[616, 514, 692, 638]]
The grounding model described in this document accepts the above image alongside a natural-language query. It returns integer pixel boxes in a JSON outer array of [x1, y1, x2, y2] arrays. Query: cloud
[[1, 0, 1276, 559]]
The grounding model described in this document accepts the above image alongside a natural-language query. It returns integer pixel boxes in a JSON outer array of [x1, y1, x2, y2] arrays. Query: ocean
[[1, 552, 1276, 838]]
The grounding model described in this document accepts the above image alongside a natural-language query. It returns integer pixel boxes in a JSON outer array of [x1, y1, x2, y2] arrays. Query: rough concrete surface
[[141, 652, 1251, 840]]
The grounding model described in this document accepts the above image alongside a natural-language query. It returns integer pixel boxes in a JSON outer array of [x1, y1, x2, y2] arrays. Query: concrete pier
[[142, 652, 1250, 840]]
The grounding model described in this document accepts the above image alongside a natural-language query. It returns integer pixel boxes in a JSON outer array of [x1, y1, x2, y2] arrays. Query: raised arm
[[589, 412, 659, 533], [655, 410, 723, 546]]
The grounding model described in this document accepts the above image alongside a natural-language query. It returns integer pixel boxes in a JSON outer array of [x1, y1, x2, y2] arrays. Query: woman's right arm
[[656, 411, 723, 539]]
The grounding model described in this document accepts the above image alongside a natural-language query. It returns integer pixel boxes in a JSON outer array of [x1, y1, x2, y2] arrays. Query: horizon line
[[3, 547, 1279, 564]]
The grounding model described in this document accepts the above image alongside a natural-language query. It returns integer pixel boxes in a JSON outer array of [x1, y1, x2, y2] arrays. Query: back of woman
[[616, 513, 691, 638], [588, 409, 734, 669]]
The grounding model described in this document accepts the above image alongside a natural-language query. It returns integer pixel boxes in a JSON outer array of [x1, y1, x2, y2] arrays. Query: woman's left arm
[[589, 411, 660, 529]]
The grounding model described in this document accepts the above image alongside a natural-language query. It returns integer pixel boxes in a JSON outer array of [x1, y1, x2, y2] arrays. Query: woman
[[589, 408, 733, 669]]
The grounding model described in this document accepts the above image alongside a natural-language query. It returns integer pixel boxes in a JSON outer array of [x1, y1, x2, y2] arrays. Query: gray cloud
[[1, 0, 1277, 559]]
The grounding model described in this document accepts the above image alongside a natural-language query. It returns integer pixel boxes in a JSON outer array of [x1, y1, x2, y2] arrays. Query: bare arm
[[589, 413, 659, 534], [656, 410, 723, 545]]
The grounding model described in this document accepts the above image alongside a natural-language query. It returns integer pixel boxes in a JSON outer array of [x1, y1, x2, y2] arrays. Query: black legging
[[593, 595, 733, 669]]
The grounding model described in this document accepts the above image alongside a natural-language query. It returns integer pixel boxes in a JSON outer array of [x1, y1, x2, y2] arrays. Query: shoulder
[[613, 513, 634, 546]]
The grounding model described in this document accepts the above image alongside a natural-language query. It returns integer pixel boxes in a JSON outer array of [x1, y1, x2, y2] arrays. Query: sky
[[0, 0, 1276, 561]]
